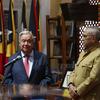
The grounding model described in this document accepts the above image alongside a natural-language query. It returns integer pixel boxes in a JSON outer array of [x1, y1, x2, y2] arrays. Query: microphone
[[4, 55, 23, 67]]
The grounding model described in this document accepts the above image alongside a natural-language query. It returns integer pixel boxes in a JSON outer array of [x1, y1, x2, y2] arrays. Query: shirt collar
[[21, 51, 34, 58], [84, 43, 100, 56]]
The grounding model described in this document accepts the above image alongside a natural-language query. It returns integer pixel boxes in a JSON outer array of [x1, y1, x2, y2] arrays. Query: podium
[[0, 84, 71, 100]]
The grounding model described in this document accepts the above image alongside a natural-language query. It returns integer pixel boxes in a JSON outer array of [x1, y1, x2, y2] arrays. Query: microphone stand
[[4, 56, 23, 67]]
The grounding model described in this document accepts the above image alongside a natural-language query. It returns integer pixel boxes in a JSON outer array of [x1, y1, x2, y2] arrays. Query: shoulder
[[34, 50, 47, 58], [8, 51, 21, 61], [34, 50, 48, 63], [91, 47, 100, 57]]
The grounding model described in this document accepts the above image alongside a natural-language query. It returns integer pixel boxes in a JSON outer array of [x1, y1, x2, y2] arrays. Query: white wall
[[40, 0, 50, 54]]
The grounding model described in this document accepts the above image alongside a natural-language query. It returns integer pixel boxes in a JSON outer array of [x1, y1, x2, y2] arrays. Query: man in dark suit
[[2, 30, 53, 99]]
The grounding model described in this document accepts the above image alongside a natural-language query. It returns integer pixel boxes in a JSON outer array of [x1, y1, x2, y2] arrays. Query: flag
[[0, 0, 5, 75], [38, 14, 42, 52], [37, 0, 42, 52], [21, 0, 27, 30], [6, 0, 16, 58], [29, 0, 39, 50]]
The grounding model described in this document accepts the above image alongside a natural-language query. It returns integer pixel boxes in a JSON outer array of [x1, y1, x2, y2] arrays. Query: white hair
[[19, 29, 34, 40], [84, 27, 100, 41]]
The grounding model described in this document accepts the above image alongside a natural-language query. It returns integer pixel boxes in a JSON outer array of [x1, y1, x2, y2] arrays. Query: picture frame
[[65, 21, 74, 38], [53, 40, 61, 57], [60, 71, 72, 89]]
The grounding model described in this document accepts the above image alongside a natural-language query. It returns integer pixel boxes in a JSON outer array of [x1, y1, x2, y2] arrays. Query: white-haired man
[[68, 27, 100, 100]]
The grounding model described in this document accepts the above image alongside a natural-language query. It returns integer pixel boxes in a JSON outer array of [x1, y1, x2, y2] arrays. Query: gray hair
[[84, 27, 100, 41], [19, 29, 34, 40]]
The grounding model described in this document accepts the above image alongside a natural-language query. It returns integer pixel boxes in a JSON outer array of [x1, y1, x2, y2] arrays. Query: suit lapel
[[29, 50, 39, 79], [18, 52, 29, 79], [20, 59, 28, 76], [76, 51, 90, 65]]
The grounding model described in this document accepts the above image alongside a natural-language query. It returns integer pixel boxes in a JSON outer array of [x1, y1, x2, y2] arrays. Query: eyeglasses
[[82, 34, 95, 38]]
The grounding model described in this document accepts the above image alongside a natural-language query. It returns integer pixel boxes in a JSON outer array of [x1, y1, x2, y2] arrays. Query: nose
[[24, 41, 28, 45]]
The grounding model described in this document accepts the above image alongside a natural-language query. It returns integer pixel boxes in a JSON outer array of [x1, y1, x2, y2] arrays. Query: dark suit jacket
[[3, 50, 53, 85]]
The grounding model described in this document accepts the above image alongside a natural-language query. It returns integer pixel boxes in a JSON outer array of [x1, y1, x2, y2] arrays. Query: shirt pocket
[[81, 63, 93, 78]]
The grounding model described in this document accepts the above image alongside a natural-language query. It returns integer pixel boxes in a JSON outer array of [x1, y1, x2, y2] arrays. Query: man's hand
[[68, 84, 79, 100]]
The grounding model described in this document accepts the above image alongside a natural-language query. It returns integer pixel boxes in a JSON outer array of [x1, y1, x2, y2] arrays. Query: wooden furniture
[[46, 15, 78, 84], [46, 15, 67, 82], [60, 3, 98, 21]]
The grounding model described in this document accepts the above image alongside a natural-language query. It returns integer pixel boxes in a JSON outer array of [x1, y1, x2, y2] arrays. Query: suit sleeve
[[77, 55, 100, 96], [2, 58, 13, 84], [69, 52, 84, 85], [68, 69, 76, 84]]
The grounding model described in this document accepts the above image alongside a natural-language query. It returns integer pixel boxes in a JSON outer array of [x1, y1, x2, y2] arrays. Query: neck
[[22, 51, 33, 57], [84, 43, 99, 52]]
